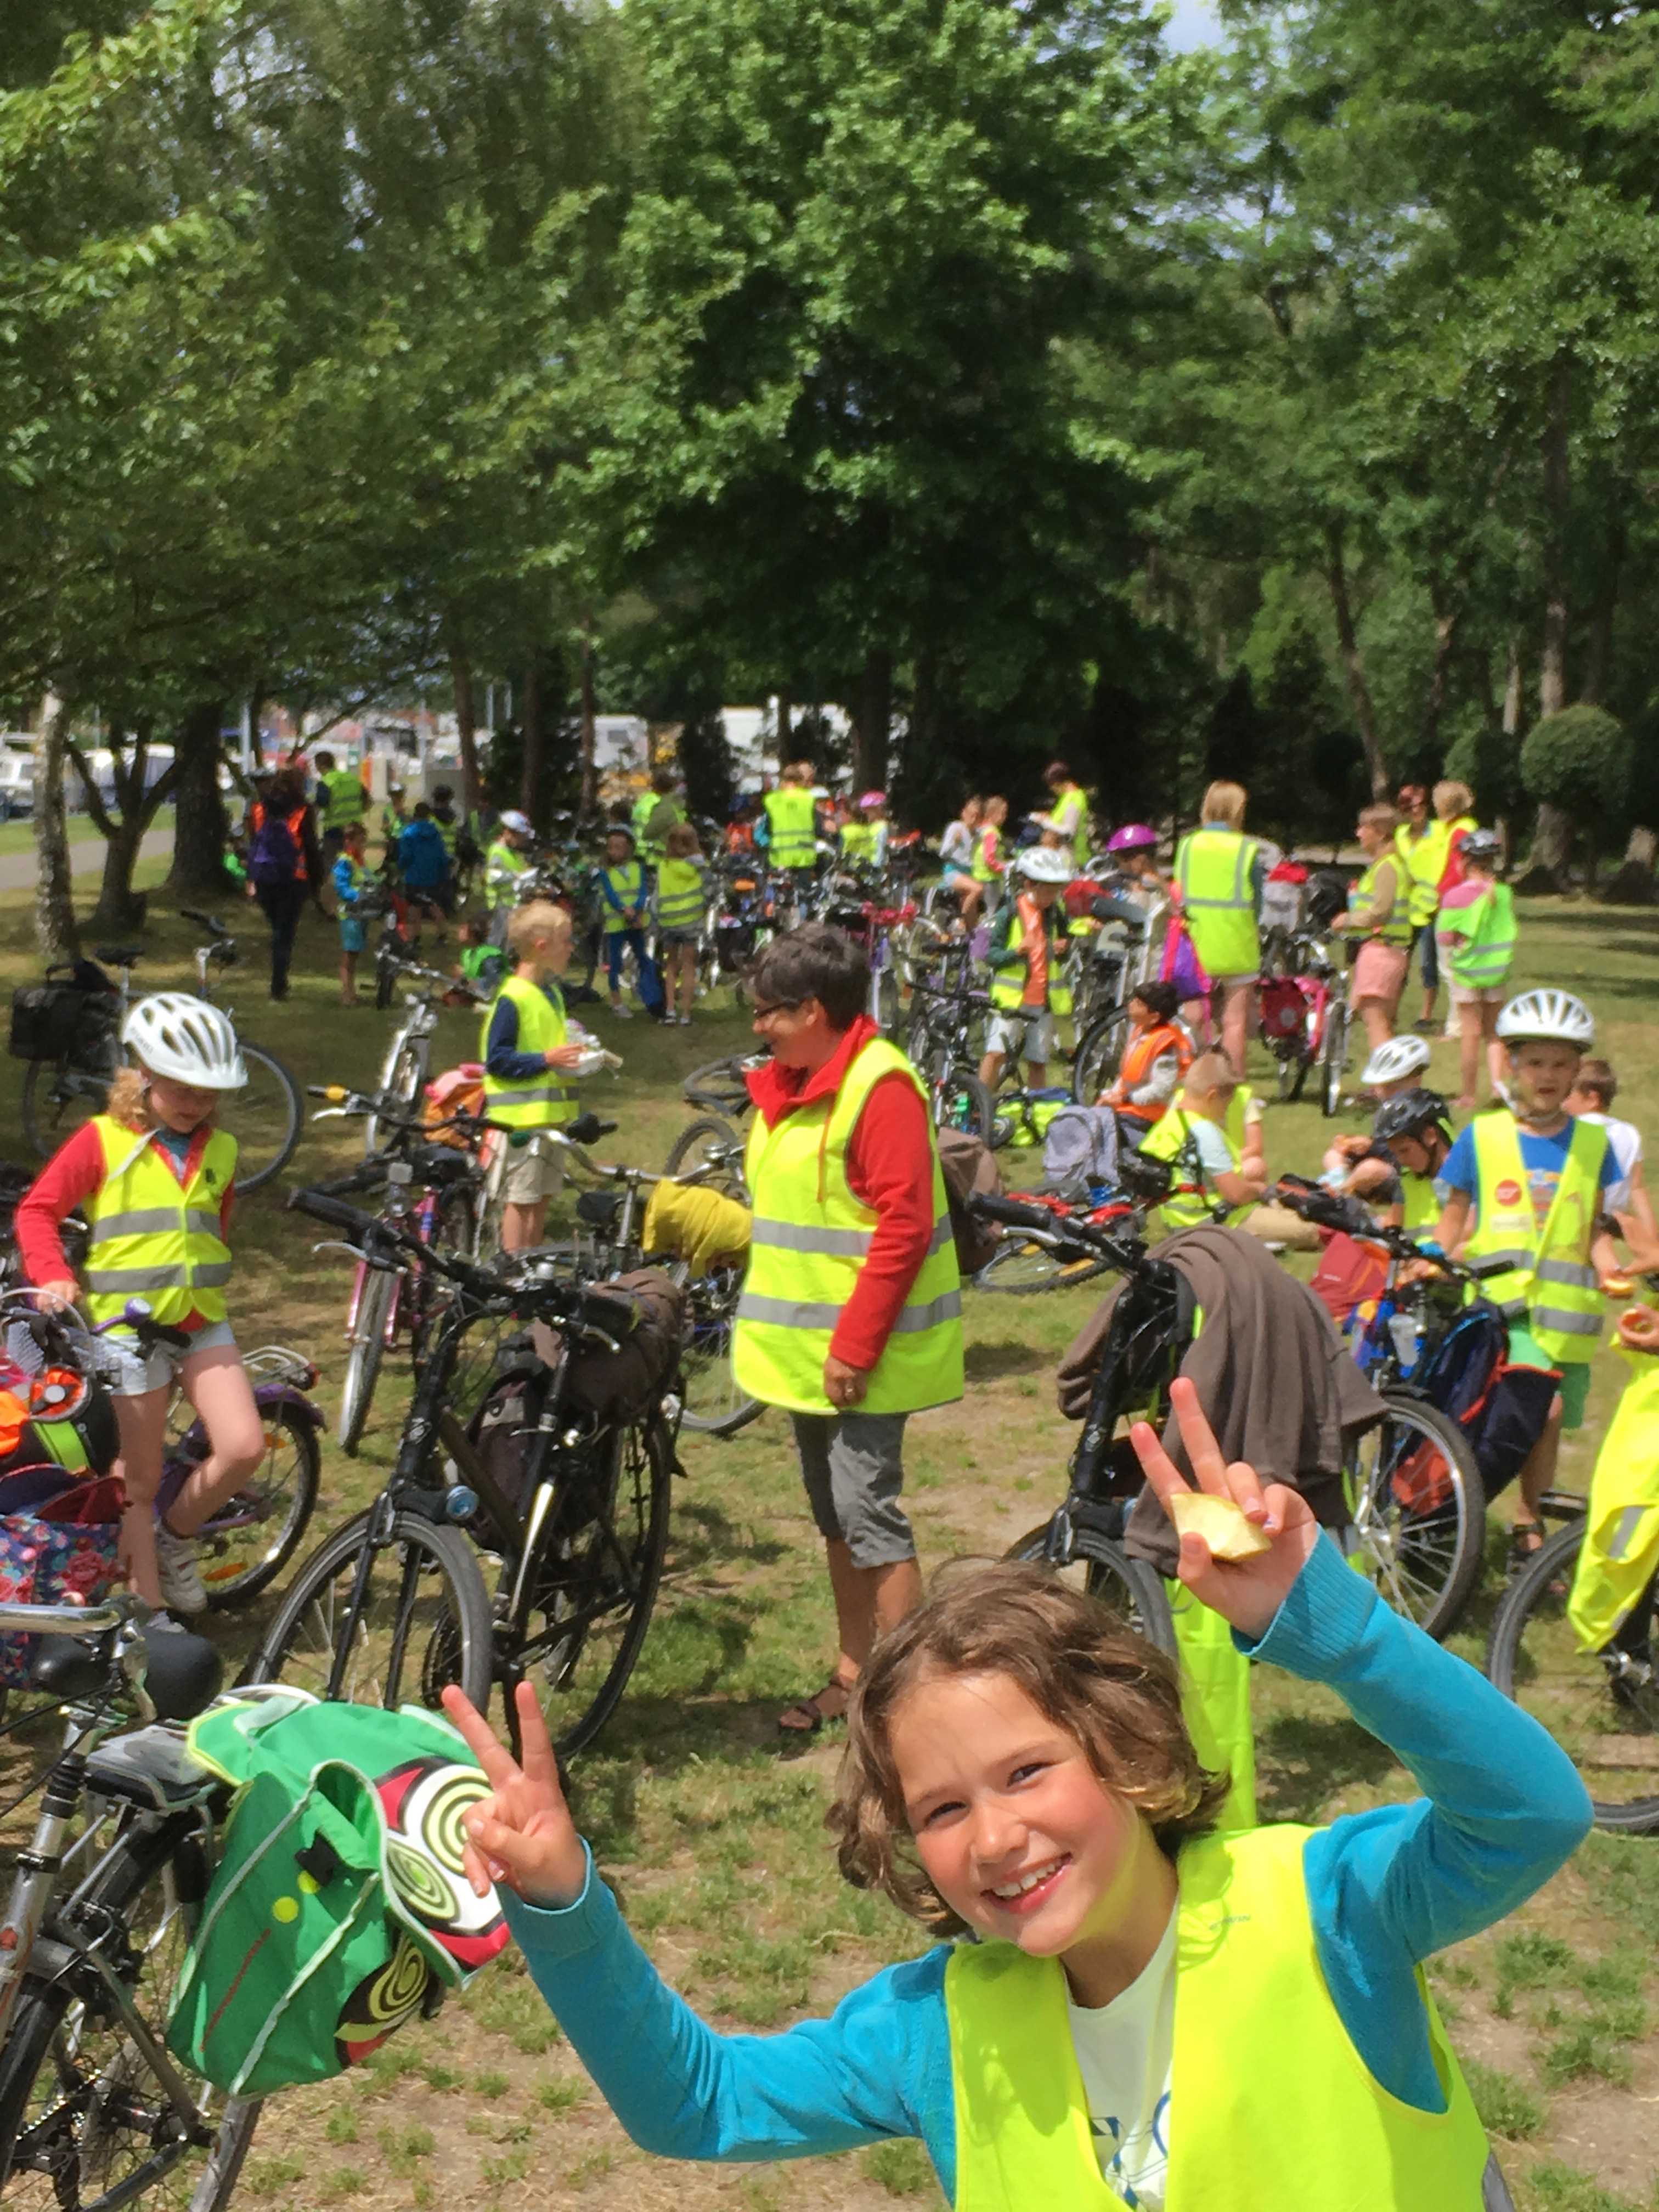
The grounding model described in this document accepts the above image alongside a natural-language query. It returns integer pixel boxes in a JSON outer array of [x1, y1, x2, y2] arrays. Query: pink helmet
[[1105, 822, 1158, 853], [857, 790, 888, 812]]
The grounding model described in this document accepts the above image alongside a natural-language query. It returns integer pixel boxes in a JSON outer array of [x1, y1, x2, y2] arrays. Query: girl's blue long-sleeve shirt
[[501, 1538, 1590, 2199]]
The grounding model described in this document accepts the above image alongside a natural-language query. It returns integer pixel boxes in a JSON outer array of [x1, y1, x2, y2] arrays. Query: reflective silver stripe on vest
[[736, 1289, 963, 1334], [490, 1084, 568, 1107], [1610, 1504, 1646, 1562], [749, 1214, 953, 1260], [1536, 1257, 1599, 1289], [1177, 838, 1250, 910], [83, 1261, 233, 1292], [87, 1207, 221, 1246], [1531, 1305, 1602, 1338]]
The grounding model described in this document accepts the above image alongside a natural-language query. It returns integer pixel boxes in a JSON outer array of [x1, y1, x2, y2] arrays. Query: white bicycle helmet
[[122, 994, 247, 1090], [1013, 845, 1074, 885], [1361, 1035, 1432, 1087], [1495, 989, 1594, 1050], [498, 810, 533, 837]]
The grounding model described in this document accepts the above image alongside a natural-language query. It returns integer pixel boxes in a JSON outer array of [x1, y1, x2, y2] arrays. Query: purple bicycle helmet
[[1105, 822, 1158, 854]]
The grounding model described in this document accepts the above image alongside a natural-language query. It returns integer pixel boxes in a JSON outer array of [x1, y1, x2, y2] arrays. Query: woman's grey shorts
[[789, 1410, 915, 1568]]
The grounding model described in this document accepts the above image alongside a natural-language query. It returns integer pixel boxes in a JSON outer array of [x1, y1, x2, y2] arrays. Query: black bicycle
[[902, 975, 997, 1146]]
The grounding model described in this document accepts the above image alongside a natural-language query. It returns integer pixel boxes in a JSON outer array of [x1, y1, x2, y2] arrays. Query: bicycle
[[1065, 893, 1169, 1099], [902, 977, 997, 1147], [365, 957, 489, 1154], [19, 915, 302, 1191], [971, 1175, 1164, 1299], [255, 1192, 678, 1757], [0, 1595, 255, 2210]]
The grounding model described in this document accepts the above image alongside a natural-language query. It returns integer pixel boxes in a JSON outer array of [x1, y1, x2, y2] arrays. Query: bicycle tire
[[1345, 1395, 1486, 1641], [1320, 1003, 1348, 1119], [1006, 1521, 1175, 1655], [374, 938, 400, 1012], [200, 1400, 321, 1610], [472, 1142, 509, 1263], [0, 1814, 262, 2210], [366, 1034, 428, 1158], [974, 1240, 1113, 1297], [663, 1115, 748, 1197], [220, 1043, 302, 1190], [678, 1268, 763, 1436], [1487, 1520, 1659, 1833], [336, 1264, 398, 1458], [1070, 1008, 1129, 1105], [247, 1508, 493, 1715], [20, 1058, 106, 1160], [516, 1416, 673, 1756]]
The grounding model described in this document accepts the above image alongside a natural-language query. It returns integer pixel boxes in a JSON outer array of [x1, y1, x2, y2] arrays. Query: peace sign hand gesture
[[1129, 1376, 1319, 1642], [441, 1681, 588, 1910]]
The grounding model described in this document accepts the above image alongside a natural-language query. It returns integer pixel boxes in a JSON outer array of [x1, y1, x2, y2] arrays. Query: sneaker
[[610, 1002, 634, 1019], [154, 1523, 207, 1615], [678, 1013, 692, 1025]]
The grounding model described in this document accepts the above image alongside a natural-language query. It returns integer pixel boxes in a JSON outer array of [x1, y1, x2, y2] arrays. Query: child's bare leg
[[166, 1346, 265, 1534], [113, 1385, 172, 1608]]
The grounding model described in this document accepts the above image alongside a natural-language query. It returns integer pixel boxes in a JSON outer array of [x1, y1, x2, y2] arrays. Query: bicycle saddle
[[93, 943, 144, 965]]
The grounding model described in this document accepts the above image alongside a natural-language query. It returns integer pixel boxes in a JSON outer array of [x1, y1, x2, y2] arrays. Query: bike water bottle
[[1388, 1311, 1421, 1376]]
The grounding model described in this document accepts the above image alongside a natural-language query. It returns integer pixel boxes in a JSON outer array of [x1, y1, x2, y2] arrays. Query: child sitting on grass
[[443, 1379, 1588, 2212]]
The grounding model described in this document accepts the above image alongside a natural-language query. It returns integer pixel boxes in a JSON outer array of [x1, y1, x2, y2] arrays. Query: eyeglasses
[[750, 1000, 802, 1022]]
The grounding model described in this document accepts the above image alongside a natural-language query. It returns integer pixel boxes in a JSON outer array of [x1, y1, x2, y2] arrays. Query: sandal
[[1507, 1520, 1545, 1579], [778, 1675, 855, 1736]]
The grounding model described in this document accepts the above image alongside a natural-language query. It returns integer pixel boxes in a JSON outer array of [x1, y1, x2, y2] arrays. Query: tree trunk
[[166, 699, 236, 899], [1579, 520, 1625, 708], [1502, 629, 1523, 737], [855, 650, 892, 794], [520, 658, 543, 826], [1420, 607, 1458, 759], [450, 639, 482, 821], [1604, 826, 1657, 907], [578, 613, 597, 822], [1539, 356, 1572, 718], [34, 692, 78, 964], [1515, 804, 1576, 896], [1324, 524, 1389, 797]]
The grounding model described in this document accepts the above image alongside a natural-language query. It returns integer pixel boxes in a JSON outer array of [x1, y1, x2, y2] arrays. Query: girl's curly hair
[[106, 1068, 156, 1133], [826, 1562, 1229, 1937]]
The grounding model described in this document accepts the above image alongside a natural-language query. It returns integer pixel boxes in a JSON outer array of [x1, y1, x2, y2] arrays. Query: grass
[[4, 876, 1659, 2206]]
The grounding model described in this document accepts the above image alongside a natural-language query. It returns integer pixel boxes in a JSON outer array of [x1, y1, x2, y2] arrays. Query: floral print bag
[[0, 1465, 126, 1689]]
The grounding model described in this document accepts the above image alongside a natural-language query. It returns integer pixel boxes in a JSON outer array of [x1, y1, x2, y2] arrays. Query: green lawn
[[1, 877, 1656, 2210]]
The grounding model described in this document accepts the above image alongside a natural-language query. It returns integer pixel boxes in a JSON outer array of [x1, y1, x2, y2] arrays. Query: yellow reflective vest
[[479, 974, 577, 1130], [483, 839, 531, 912], [1047, 784, 1091, 869], [1462, 1114, 1607, 1364], [1350, 854, 1412, 946], [1174, 828, 1260, 978], [654, 857, 707, 932], [1138, 1107, 1251, 1234], [1567, 1347, 1659, 1653], [945, 1823, 1489, 2212], [733, 1036, 963, 1415], [987, 896, 1073, 1017], [83, 1116, 238, 1326], [319, 768, 366, 832], [1394, 820, 1452, 928], [763, 787, 818, 870], [839, 821, 876, 864]]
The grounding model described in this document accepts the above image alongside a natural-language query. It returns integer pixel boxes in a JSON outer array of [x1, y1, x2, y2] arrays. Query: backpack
[[249, 807, 301, 887], [935, 1127, 1003, 1277], [1041, 1105, 1120, 1201], [1258, 974, 1310, 1050], [168, 1689, 511, 2097]]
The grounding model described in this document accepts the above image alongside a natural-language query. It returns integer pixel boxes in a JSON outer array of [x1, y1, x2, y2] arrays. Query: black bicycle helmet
[[1373, 1088, 1453, 1148]]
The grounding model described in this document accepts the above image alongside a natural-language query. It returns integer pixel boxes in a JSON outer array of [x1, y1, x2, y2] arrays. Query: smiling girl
[[443, 1380, 1589, 2210]]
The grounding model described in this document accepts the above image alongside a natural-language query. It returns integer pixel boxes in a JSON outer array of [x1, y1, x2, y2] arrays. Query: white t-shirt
[[1575, 1110, 1642, 1214], [1066, 1906, 1177, 2208]]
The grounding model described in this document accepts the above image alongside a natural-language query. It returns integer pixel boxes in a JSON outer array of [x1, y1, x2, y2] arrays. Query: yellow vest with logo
[[1463, 1114, 1607, 1364], [946, 1824, 1489, 2212], [1175, 827, 1260, 978], [733, 1037, 964, 1415], [479, 974, 576, 1129], [1351, 854, 1412, 946], [1138, 1107, 1250, 1233], [763, 787, 818, 869], [655, 857, 707, 932], [83, 1116, 238, 1326]]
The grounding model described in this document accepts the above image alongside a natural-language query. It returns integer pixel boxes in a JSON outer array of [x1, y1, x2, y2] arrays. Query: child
[[965, 793, 1008, 928], [1370, 1087, 1456, 1233], [479, 901, 591, 1252], [442, 1379, 1589, 2212], [1096, 979, 1190, 1138], [16, 996, 266, 1616], [397, 801, 453, 943], [1319, 1032, 1431, 1197], [1138, 1052, 1268, 1231], [482, 809, 535, 947], [1331, 804, 1411, 1054], [1565, 1057, 1659, 1267], [978, 846, 1074, 1093], [653, 821, 709, 1025], [331, 820, 374, 1005], [1434, 829, 1512, 1111], [1434, 989, 1624, 1564], [595, 824, 664, 1021]]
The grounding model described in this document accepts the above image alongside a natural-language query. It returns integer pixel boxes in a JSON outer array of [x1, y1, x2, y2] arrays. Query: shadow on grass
[[1256, 1711, 1400, 1826], [965, 1337, 1050, 1380]]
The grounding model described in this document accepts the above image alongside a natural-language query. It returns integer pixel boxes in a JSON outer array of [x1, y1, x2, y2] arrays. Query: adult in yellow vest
[[313, 749, 367, 854], [17, 994, 265, 1620], [1565, 1301, 1659, 1661], [1137, 1054, 1268, 1235], [436, 1383, 1589, 2212], [1172, 780, 1261, 1080], [480, 901, 589, 1251], [1435, 989, 1623, 1566], [1036, 759, 1093, 870], [1330, 801, 1413, 1057], [762, 761, 822, 890], [732, 922, 963, 1736], [1394, 784, 1452, 1032]]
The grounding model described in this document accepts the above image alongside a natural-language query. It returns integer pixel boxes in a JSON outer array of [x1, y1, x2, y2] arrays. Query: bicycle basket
[[169, 1690, 510, 2097], [8, 965, 117, 1067]]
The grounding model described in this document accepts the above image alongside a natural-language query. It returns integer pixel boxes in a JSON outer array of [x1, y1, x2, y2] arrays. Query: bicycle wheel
[[366, 1034, 428, 1156], [1070, 1009, 1128, 1105], [336, 1264, 398, 1457], [1344, 1396, 1486, 1641], [932, 1068, 995, 1145], [1319, 1002, 1349, 1119], [0, 1813, 262, 2210], [1006, 1521, 1175, 1655], [1488, 1521, 1659, 1832], [974, 1239, 1113, 1297], [20, 1060, 106, 1160], [678, 1268, 763, 1437], [199, 1400, 321, 1610], [248, 1508, 493, 1714], [515, 1417, 672, 1756], [663, 1115, 748, 1198], [217, 1042, 301, 1189], [374, 938, 400, 1011]]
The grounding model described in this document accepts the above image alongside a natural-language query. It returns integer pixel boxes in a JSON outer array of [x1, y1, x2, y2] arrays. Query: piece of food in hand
[[1166, 1489, 1272, 1560], [1602, 1274, 1634, 1299], [1617, 1304, 1659, 1353]]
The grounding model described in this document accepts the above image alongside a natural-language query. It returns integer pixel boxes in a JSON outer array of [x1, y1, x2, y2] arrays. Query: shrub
[[1520, 706, 1631, 827]]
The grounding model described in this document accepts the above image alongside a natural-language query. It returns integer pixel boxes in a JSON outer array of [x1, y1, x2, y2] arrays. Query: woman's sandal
[[778, 1675, 855, 1736], [1507, 1520, 1546, 1579]]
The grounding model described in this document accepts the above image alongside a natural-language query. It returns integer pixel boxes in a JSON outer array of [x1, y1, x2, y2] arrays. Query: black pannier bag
[[9, 961, 118, 1067]]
